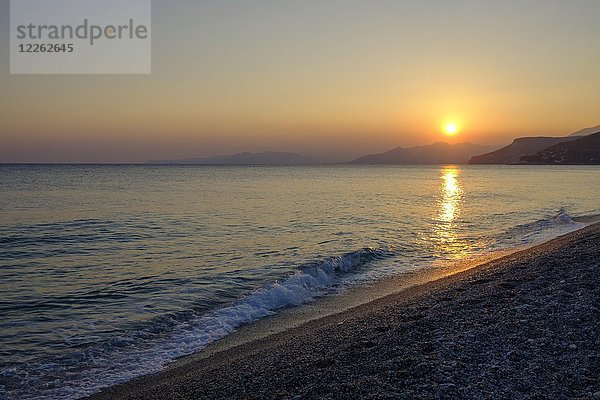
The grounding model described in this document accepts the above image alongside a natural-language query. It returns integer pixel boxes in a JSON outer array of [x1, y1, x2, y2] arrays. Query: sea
[[1, 164, 599, 399]]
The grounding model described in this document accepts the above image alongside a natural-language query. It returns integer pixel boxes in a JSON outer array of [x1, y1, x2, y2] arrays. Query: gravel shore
[[89, 223, 600, 400]]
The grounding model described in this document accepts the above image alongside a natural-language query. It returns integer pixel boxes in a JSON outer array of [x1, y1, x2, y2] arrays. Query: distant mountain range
[[146, 151, 314, 165], [569, 124, 600, 137], [520, 132, 600, 164], [470, 125, 600, 165], [468, 137, 575, 164], [147, 144, 499, 165], [350, 142, 497, 164], [146, 124, 600, 166]]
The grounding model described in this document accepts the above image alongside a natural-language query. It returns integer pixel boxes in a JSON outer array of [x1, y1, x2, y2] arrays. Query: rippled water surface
[[1, 165, 599, 399]]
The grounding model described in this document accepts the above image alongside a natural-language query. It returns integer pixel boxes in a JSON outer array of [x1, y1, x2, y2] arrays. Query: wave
[[3, 209, 594, 400], [163, 248, 391, 351], [497, 208, 587, 246], [1, 248, 392, 400]]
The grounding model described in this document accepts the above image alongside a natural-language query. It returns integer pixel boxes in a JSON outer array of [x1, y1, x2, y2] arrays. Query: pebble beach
[[88, 223, 600, 399]]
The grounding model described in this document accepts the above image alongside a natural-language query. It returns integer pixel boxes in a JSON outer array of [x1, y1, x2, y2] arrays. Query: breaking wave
[[497, 208, 587, 246], [2, 209, 596, 400], [1, 248, 392, 400]]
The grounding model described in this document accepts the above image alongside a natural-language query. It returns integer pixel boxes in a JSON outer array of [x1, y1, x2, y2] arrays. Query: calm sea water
[[1, 165, 599, 399]]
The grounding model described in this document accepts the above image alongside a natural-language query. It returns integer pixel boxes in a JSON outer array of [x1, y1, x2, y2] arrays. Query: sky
[[1, 0, 600, 163]]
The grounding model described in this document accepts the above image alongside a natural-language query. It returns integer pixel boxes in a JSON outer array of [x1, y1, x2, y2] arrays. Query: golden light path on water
[[433, 165, 470, 260], [440, 166, 461, 222]]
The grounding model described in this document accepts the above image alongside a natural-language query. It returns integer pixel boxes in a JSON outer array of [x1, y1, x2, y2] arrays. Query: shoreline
[[177, 248, 520, 364], [88, 222, 600, 399], [163, 215, 600, 362]]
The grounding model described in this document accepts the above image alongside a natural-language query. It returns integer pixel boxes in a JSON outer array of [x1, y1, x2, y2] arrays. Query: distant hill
[[569, 124, 600, 137], [350, 142, 497, 165], [146, 151, 314, 165], [469, 137, 576, 164], [520, 132, 600, 164]]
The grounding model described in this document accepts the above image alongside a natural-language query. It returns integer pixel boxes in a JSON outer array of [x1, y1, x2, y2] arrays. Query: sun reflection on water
[[432, 165, 470, 260], [440, 166, 461, 222]]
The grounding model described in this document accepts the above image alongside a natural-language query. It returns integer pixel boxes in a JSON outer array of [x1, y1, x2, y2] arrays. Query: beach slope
[[89, 223, 600, 399]]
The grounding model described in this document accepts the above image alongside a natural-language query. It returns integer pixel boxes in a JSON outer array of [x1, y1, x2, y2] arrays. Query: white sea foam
[[3, 248, 388, 400], [164, 248, 387, 353], [513, 209, 586, 244], [3, 211, 594, 400]]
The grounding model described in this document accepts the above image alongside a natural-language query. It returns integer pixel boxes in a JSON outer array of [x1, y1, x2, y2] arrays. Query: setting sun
[[444, 123, 459, 136]]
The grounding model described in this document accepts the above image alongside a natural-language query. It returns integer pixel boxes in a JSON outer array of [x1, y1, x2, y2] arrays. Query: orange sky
[[1, 0, 599, 162]]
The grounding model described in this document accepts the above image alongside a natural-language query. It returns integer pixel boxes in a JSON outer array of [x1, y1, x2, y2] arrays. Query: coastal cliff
[[520, 132, 600, 164]]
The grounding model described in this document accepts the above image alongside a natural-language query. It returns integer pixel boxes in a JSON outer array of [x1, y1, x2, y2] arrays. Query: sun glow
[[443, 122, 459, 136]]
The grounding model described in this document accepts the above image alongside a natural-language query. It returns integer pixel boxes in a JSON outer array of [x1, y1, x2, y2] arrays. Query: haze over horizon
[[2, 0, 600, 163]]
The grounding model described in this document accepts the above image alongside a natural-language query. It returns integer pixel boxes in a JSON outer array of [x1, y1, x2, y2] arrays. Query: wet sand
[[88, 223, 600, 399]]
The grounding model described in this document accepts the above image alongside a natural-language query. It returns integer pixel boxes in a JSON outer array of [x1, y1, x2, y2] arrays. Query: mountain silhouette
[[469, 125, 600, 164], [569, 124, 600, 137], [520, 132, 600, 164], [469, 137, 576, 164], [146, 151, 314, 165], [351, 142, 497, 164]]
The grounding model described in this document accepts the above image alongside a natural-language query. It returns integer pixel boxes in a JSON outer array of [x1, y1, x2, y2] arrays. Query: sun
[[443, 122, 459, 136]]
